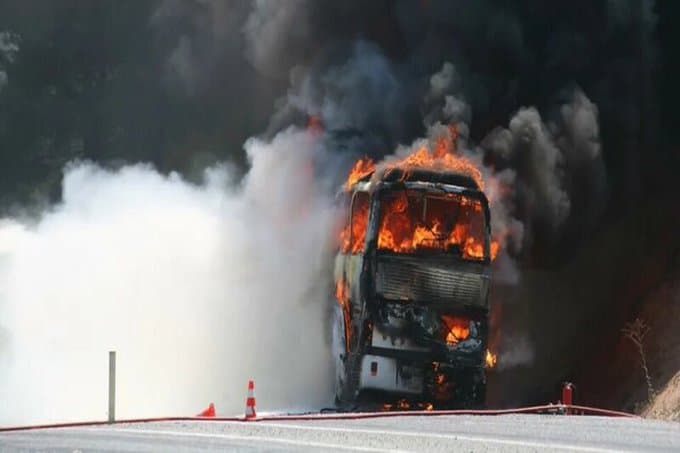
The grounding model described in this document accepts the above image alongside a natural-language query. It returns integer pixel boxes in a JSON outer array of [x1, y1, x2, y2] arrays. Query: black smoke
[[149, 0, 664, 246], [0, 1, 667, 206]]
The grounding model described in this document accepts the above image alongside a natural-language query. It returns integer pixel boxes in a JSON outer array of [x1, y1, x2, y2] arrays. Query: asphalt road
[[2, 414, 680, 452]]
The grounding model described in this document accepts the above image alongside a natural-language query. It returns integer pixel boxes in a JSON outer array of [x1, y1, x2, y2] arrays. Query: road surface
[[2, 414, 680, 452]]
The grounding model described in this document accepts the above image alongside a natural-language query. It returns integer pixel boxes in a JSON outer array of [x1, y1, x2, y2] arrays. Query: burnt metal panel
[[375, 254, 489, 307]]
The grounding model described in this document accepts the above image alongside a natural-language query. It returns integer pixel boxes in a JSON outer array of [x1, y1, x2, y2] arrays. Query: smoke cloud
[[0, 0, 664, 416], [0, 127, 337, 425], [243, 0, 311, 78], [151, 0, 251, 96], [497, 335, 535, 371], [0, 31, 18, 93]]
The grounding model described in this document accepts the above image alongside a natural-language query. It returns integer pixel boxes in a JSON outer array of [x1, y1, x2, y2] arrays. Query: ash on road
[[2, 414, 680, 452]]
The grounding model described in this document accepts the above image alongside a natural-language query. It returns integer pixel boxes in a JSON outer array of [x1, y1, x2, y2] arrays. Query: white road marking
[[82, 427, 408, 452], [243, 421, 624, 453]]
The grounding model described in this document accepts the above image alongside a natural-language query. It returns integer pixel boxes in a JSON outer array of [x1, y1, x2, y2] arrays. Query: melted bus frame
[[333, 168, 492, 409]]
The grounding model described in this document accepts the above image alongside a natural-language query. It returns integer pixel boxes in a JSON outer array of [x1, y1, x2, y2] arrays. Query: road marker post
[[108, 351, 116, 424], [245, 380, 257, 420]]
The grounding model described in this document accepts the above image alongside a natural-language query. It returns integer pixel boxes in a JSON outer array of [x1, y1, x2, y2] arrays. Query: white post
[[108, 351, 116, 423]]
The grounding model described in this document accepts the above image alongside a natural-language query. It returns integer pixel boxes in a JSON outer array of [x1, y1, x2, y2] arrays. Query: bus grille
[[375, 256, 488, 306]]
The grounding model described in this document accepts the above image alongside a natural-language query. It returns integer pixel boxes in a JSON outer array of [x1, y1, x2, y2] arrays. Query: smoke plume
[[0, 0, 665, 417], [0, 127, 337, 425], [0, 31, 18, 93]]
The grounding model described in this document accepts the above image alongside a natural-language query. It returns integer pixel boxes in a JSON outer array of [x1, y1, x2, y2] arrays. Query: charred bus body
[[333, 168, 492, 409]]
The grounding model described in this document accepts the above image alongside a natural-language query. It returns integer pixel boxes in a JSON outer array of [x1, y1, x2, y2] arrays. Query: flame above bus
[[341, 126, 499, 260]]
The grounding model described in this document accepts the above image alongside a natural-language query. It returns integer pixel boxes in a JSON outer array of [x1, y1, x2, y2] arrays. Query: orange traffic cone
[[245, 380, 257, 420], [197, 402, 216, 417]]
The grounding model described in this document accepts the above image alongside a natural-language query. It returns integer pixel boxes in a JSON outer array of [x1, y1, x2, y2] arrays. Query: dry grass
[[644, 371, 680, 421]]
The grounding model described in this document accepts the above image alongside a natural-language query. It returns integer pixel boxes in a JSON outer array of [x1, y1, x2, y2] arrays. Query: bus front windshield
[[377, 190, 488, 261]]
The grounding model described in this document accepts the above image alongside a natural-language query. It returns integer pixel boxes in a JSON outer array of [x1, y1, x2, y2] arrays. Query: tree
[[622, 317, 655, 405]]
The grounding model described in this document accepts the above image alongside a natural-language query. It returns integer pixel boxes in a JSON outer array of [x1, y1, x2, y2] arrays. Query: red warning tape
[[0, 416, 240, 433], [259, 404, 636, 421], [0, 404, 636, 433]]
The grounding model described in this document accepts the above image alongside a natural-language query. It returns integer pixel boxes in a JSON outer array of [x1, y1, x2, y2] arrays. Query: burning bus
[[332, 134, 496, 409]]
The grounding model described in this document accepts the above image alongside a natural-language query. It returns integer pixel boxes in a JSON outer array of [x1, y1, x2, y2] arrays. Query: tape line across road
[[0, 404, 636, 433]]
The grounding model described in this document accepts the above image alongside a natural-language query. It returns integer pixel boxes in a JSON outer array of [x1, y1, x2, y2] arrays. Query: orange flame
[[344, 126, 483, 190], [442, 316, 470, 345], [336, 280, 352, 352], [490, 241, 500, 261], [382, 399, 431, 412], [339, 193, 369, 254], [346, 157, 375, 188], [341, 125, 502, 261], [485, 350, 498, 368], [397, 399, 410, 410], [377, 192, 493, 260], [307, 115, 324, 134]]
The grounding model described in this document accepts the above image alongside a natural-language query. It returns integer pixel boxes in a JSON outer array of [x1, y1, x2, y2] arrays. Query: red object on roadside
[[197, 403, 216, 417], [562, 382, 574, 414], [0, 402, 637, 433]]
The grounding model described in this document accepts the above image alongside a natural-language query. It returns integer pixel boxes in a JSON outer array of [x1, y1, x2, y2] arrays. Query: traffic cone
[[245, 380, 257, 420], [197, 402, 216, 417]]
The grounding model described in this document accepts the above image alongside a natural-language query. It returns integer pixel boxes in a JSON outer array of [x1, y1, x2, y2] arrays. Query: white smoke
[[497, 334, 535, 370], [0, 127, 337, 426]]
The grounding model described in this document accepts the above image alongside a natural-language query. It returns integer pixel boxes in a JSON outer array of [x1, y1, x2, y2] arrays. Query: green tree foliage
[[0, 1, 270, 209]]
